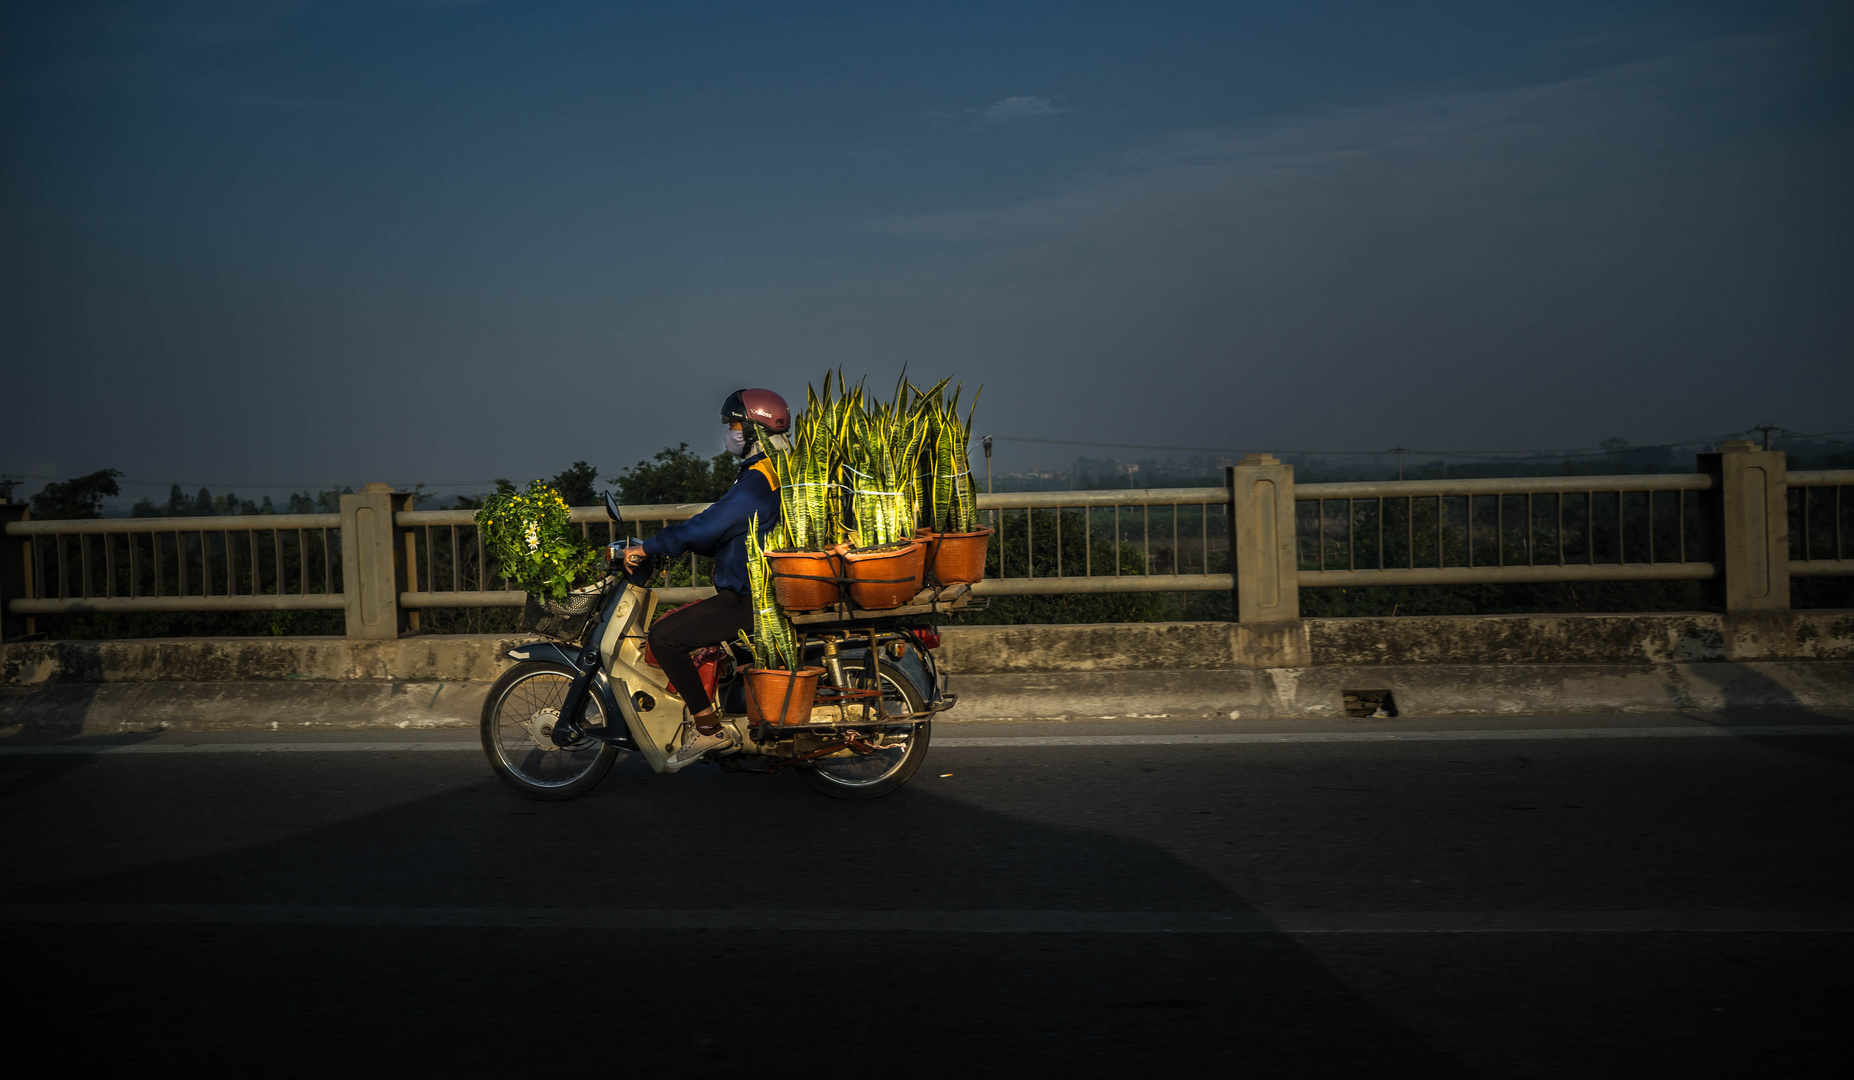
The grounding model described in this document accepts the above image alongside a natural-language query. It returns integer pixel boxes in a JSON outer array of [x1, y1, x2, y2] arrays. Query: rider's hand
[[622, 545, 648, 571]]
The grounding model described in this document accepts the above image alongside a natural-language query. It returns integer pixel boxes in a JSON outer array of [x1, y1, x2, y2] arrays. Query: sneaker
[[665, 725, 735, 770]]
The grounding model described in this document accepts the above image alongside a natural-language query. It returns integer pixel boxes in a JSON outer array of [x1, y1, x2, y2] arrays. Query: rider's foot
[[666, 724, 735, 770]]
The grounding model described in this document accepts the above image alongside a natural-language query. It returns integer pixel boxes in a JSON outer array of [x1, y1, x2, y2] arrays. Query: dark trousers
[[647, 589, 752, 710]]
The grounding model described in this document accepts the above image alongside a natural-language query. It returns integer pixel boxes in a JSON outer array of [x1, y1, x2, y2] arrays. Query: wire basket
[[520, 588, 603, 641]]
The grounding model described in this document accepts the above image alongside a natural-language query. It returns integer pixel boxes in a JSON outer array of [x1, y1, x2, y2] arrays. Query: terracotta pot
[[764, 549, 841, 611], [925, 526, 993, 585], [839, 538, 927, 609], [743, 666, 825, 727]]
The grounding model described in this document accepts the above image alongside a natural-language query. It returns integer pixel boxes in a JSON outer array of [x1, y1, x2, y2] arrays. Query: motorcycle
[[479, 493, 961, 800]]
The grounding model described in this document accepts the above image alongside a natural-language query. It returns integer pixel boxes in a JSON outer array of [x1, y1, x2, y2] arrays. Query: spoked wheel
[[799, 662, 931, 800], [481, 661, 621, 801]]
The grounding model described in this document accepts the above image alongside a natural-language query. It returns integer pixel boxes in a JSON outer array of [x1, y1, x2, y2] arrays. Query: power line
[[990, 428, 1775, 458]]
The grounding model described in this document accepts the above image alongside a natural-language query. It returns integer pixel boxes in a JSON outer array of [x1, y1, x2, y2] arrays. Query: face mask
[[724, 426, 747, 457]]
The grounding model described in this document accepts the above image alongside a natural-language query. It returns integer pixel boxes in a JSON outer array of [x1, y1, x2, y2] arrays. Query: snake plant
[[742, 512, 799, 669]]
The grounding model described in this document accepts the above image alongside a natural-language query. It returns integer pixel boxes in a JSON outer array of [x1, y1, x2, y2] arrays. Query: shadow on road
[[0, 750, 1473, 1079], [1678, 661, 1854, 767]]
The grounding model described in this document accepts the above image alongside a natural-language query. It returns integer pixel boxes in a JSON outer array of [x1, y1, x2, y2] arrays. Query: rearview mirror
[[602, 490, 622, 522]]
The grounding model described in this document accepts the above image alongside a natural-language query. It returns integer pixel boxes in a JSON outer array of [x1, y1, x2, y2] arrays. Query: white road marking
[[0, 903, 1845, 933], [935, 725, 1854, 747], [2, 725, 1850, 754]]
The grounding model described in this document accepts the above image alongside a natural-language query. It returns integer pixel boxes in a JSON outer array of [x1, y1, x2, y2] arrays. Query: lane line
[[0, 903, 1846, 933], [4, 725, 1850, 754], [935, 725, 1854, 747]]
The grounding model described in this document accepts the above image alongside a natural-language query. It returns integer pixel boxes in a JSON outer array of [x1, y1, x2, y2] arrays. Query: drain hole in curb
[[1343, 689, 1396, 718]]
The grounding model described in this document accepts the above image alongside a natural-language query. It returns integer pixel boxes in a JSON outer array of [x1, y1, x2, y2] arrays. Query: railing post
[[1, 503, 33, 641], [1226, 454, 1300, 623], [339, 483, 412, 639], [1698, 440, 1790, 612]]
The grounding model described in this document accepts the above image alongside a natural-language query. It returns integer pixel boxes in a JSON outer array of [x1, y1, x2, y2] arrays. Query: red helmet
[[722, 388, 790, 434]]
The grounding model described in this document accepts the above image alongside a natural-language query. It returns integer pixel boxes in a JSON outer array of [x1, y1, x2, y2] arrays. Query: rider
[[622, 388, 788, 768]]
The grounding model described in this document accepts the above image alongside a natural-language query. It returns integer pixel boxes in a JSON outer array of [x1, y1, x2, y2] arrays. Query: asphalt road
[[4, 714, 1851, 1079]]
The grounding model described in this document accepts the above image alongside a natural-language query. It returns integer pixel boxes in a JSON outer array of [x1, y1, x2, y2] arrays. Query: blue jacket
[[641, 452, 780, 596]]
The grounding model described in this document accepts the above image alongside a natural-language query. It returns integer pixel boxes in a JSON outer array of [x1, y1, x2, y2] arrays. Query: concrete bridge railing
[[3, 440, 1849, 642]]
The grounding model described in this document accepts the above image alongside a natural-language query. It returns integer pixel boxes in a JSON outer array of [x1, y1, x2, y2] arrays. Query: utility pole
[[982, 435, 993, 528], [1388, 446, 1411, 481], [1754, 423, 1776, 451]]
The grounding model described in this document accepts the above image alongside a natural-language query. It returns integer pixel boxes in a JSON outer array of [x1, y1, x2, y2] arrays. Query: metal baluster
[[475, 527, 487, 591], [1404, 497, 1413, 570], [1801, 486, 1811, 561], [1114, 506, 1121, 577], [225, 529, 235, 595], [1142, 504, 1149, 575], [1677, 490, 1686, 563], [1616, 492, 1625, 565], [1200, 503, 1208, 574], [1317, 500, 1326, 571], [1557, 494, 1565, 566], [1027, 505, 1034, 579], [128, 533, 139, 598], [177, 533, 188, 596], [1436, 496, 1444, 569], [1349, 496, 1364, 570], [1171, 504, 1179, 575], [1837, 485, 1844, 559], [1085, 506, 1092, 577], [1524, 493, 1534, 566], [451, 526, 462, 591], [1465, 495, 1473, 569], [1496, 495, 1504, 568], [322, 529, 332, 594], [1587, 491, 1595, 566], [151, 534, 162, 598], [1647, 491, 1655, 564], [1375, 498, 1384, 571], [1056, 506, 1063, 577]]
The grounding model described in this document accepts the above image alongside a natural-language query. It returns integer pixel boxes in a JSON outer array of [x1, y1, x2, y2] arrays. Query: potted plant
[[764, 377, 848, 611], [474, 480, 605, 639], [837, 378, 929, 609], [915, 381, 991, 585], [741, 513, 824, 725]]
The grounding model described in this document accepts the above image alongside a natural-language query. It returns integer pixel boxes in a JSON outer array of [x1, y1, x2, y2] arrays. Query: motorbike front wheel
[[798, 662, 931, 800], [481, 660, 621, 801]]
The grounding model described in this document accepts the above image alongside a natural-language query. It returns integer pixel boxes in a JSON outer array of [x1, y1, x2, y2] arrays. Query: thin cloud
[[969, 95, 1066, 125], [867, 34, 1793, 244]]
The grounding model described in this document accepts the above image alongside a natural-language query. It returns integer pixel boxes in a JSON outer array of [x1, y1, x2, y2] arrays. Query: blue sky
[[3, 1, 1850, 499]]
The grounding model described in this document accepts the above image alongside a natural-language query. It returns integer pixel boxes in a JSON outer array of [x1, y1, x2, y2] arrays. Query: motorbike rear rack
[[787, 581, 977, 627]]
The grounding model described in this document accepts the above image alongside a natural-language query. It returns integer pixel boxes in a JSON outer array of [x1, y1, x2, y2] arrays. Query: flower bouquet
[[474, 480, 604, 638]]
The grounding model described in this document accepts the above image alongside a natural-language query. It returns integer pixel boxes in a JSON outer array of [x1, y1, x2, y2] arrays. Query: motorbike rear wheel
[[798, 661, 930, 800], [481, 660, 621, 801]]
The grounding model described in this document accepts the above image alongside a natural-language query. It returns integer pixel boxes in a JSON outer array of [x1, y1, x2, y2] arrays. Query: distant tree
[[551, 461, 601, 506], [31, 469, 122, 519], [610, 444, 736, 505]]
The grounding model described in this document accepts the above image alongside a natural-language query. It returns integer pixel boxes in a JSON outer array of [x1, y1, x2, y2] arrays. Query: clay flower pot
[[764, 549, 842, 611], [743, 665, 825, 727], [839, 538, 928, 610], [924, 526, 994, 586]]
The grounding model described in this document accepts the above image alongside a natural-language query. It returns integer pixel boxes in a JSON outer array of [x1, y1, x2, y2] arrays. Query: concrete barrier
[[4, 611, 1852, 734]]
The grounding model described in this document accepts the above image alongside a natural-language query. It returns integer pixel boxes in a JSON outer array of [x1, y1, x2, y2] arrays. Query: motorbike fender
[[505, 641, 580, 668]]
